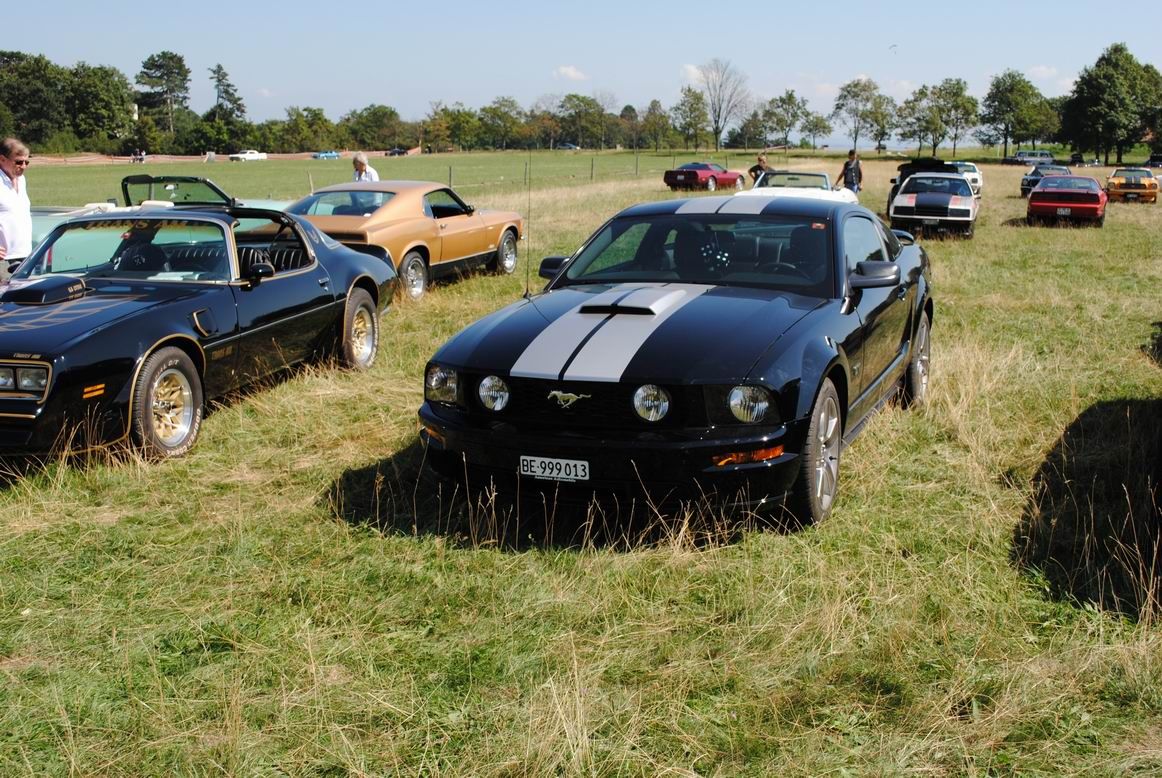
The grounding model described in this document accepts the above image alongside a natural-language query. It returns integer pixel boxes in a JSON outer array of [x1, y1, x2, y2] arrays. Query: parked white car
[[228, 149, 268, 162], [888, 171, 978, 237], [735, 169, 859, 203], [948, 161, 983, 195]]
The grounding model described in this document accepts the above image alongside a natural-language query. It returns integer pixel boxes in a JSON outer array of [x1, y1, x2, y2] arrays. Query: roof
[[616, 195, 858, 221], [901, 172, 969, 180]]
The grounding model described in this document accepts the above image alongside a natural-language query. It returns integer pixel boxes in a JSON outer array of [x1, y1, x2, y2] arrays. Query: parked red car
[[1026, 175, 1107, 227], [663, 162, 745, 192]]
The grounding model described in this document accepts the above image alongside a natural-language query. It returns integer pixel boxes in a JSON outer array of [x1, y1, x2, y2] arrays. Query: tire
[[338, 288, 379, 369], [1096, 213, 1106, 228], [706, 177, 717, 191], [491, 230, 518, 275], [963, 223, 975, 239], [400, 251, 428, 301], [902, 314, 930, 408], [1026, 214, 1037, 226], [131, 346, 203, 458], [733, 176, 744, 190], [790, 378, 842, 524]]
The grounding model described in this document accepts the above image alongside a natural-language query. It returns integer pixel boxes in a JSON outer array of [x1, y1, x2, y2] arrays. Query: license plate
[[675, 174, 686, 180], [520, 455, 590, 482], [1126, 193, 1138, 200], [1056, 207, 1071, 216], [922, 219, 940, 226]]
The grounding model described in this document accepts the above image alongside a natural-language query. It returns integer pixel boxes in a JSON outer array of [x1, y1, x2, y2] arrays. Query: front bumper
[[1107, 188, 1157, 202], [418, 402, 806, 510]]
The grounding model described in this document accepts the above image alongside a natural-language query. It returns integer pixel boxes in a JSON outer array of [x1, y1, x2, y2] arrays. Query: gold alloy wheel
[[151, 367, 195, 447], [350, 306, 375, 365]]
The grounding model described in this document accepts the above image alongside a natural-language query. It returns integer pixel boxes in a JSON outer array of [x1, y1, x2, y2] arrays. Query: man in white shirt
[[0, 137, 32, 283], [352, 151, 380, 182]]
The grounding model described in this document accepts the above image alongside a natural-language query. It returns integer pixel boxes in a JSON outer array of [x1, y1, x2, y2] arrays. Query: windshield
[[1113, 169, 1152, 178], [286, 190, 395, 217], [16, 218, 232, 282], [901, 176, 972, 197], [561, 214, 834, 297], [122, 177, 231, 206], [755, 171, 830, 190]]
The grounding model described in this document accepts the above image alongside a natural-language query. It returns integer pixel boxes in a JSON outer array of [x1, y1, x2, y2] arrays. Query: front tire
[[132, 346, 203, 458], [902, 314, 930, 408], [339, 288, 379, 369], [706, 177, 717, 191], [491, 230, 518, 275], [400, 251, 428, 301], [791, 378, 842, 524], [734, 176, 744, 190]]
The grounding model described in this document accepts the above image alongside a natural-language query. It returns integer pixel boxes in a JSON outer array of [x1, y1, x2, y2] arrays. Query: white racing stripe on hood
[[509, 283, 710, 381]]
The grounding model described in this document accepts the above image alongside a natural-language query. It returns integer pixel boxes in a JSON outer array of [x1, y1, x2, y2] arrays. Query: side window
[[842, 216, 886, 273], [234, 217, 313, 276], [424, 190, 468, 219]]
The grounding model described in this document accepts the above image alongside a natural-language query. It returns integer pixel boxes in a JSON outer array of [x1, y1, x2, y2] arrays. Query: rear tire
[[338, 288, 379, 369], [491, 230, 518, 275], [132, 347, 203, 458], [902, 314, 930, 408], [790, 378, 842, 524], [706, 177, 717, 191], [734, 176, 744, 190], [400, 251, 428, 301]]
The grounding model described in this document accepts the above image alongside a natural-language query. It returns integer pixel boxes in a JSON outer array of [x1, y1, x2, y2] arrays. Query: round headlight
[[632, 384, 670, 422], [424, 364, 459, 404], [477, 375, 510, 411], [728, 385, 772, 423]]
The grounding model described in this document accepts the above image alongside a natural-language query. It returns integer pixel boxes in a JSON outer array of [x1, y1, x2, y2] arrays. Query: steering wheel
[[767, 260, 814, 281], [115, 243, 169, 272]]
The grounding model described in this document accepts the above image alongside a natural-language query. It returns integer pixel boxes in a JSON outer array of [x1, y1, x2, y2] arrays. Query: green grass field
[[3, 153, 1162, 774]]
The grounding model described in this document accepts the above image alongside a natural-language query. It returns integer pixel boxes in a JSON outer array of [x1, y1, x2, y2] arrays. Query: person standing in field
[[352, 152, 379, 182], [835, 149, 863, 194], [0, 138, 32, 283], [748, 153, 769, 184]]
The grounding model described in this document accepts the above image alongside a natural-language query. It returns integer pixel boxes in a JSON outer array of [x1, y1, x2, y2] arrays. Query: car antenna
[[308, 172, 315, 194], [523, 147, 533, 300]]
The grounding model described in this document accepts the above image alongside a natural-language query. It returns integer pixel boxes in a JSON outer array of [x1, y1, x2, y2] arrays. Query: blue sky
[[21, 0, 1161, 127]]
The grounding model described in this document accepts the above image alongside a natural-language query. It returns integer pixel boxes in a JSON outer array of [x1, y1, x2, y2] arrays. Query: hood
[[0, 277, 211, 355], [434, 282, 824, 384]]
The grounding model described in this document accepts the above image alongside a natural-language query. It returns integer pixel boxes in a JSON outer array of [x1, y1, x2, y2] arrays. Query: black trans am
[[0, 201, 396, 457], [419, 196, 933, 522]]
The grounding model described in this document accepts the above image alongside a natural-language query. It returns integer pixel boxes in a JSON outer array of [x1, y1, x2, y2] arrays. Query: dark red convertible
[[663, 162, 745, 192]]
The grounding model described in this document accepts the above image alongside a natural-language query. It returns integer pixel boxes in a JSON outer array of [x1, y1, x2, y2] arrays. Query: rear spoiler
[[342, 242, 392, 265]]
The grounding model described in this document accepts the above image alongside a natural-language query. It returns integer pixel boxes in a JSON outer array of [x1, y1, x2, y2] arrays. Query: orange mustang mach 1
[[286, 181, 524, 300]]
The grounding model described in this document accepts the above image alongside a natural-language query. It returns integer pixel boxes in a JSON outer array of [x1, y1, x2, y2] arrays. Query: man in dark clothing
[[748, 154, 769, 184], [835, 150, 863, 194]]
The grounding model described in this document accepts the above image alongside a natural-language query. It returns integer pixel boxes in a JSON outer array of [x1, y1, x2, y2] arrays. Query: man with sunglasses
[[0, 138, 32, 283]]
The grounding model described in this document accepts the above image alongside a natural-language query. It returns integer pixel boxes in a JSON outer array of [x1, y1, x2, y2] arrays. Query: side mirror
[[464, 204, 476, 215], [539, 256, 568, 280], [889, 177, 897, 184], [246, 261, 276, 282], [849, 260, 900, 289]]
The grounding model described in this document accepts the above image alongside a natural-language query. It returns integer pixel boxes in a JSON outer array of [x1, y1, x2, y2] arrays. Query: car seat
[[119, 243, 169, 272]]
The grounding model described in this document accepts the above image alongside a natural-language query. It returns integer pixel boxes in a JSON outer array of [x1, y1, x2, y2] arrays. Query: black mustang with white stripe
[[419, 196, 932, 523]]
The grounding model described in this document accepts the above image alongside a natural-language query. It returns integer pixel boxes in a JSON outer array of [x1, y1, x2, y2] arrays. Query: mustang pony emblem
[[548, 390, 591, 409]]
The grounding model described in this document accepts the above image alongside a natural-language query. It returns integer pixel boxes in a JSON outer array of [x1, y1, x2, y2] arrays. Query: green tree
[[67, 63, 135, 143], [698, 58, 749, 151], [641, 99, 671, 151], [763, 90, 807, 153], [0, 53, 70, 144], [445, 103, 479, 151], [866, 93, 898, 153], [619, 105, 641, 150], [207, 64, 246, 122], [671, 86, 710, 151], [932, 78, 978, 156], [1062, 44, 1157, 164], [340, 104, 402, 150], [980, 69, 1041, 158], [479, 96, 522, 150], [726, 108, 766, 150], [136, 51, 191, 134], [800, 112, 832, 150], [831, 78, 880, 150], [896, 87, 933, 155], [559, 93, 602, 147]]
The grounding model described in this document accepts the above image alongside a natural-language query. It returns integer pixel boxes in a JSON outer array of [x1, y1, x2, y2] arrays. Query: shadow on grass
[[1012, 399, 1162, 621], [324, 438, 798, 551]]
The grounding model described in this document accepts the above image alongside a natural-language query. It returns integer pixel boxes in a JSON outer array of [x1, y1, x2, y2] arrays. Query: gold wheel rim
[[350, 306, 375, 364], [151, 368, 194, 447]]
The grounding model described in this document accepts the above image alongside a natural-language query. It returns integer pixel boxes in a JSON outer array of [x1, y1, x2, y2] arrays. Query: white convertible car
[[736, 169, 859, 203], [228, 149, 268, 162], [948, 161, 984, 195]]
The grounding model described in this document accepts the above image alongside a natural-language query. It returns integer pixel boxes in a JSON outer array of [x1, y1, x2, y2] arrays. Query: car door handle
[[440, 224, 447, 230], [895, 286, 907, 300], [318, 277, 329, 287]]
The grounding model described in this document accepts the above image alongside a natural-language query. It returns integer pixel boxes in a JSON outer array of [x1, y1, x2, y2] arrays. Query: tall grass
[[1, 160, 1161, 774]]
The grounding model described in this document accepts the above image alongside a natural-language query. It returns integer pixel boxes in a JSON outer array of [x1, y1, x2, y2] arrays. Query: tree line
[[0, 45, 1157, 162]]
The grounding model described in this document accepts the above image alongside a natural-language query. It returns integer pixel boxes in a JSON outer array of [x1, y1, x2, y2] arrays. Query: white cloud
[[1028, 64, 1058, 80], [884, 79, 916, 100], [812, 82, 839, 100], [1055, 76, 1077, 93], [681, 64, 702, 84], [256, 87, 274, 98], [552, 65, 588, 82]]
